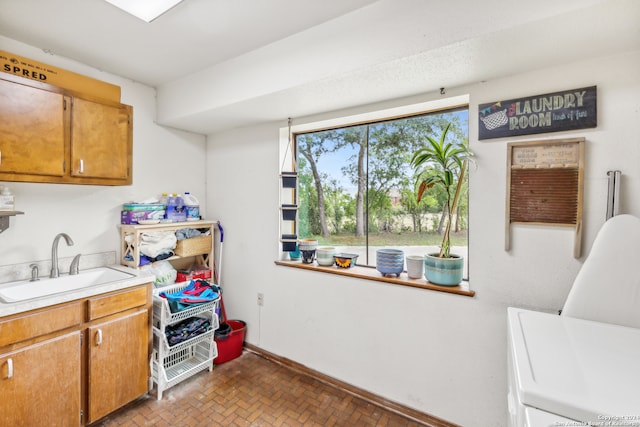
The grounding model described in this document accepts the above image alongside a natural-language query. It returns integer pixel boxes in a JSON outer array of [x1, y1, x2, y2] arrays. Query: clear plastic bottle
[[0, 186, 15, 211], [159, 192, 169, 218]]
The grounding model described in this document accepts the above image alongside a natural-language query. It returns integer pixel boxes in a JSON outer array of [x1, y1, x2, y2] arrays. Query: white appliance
[[507, 307, 640, 427]]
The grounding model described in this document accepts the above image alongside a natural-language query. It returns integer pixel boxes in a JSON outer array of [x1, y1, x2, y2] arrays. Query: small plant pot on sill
[[424, 253, 464, 286], [280, 172, 298, 188], [298, 239, 318, 264], [281, 234, 298, 252], [281, 204, 298, 221], [333, 253, 358, 269]]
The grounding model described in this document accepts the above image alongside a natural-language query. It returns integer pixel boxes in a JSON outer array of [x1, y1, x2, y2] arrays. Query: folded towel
[[140, 231, 177, 258]]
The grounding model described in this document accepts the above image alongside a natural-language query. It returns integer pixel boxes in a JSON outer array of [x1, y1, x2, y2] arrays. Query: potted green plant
[[410, 123, 473, 286]]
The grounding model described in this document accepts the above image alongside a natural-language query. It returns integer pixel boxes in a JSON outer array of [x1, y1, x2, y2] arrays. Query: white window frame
[[277, 94, 474, 297]]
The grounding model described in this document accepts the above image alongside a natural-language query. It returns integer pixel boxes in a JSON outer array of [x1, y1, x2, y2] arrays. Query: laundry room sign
[[478, 86, 596, 140]]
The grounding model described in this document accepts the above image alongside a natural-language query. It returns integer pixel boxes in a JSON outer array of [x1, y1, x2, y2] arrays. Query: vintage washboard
[[505, 138, 585, 258]]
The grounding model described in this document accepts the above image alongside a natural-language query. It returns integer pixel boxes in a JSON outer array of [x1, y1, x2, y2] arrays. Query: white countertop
[[0, 265, 154, 317], [508, 307, 640, 424]]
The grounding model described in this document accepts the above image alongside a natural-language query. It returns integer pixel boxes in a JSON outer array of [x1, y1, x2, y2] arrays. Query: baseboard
[[244, 343, 459, 427]]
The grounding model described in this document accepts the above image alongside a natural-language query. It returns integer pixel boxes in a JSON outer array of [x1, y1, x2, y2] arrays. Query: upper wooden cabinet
[[70, 97, 131, 181], [0, 78, 66, 177], [0, 73, 133, 185]]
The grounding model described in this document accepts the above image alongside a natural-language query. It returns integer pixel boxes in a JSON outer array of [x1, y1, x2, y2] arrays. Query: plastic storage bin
[[152, 331, 217, 399], [214, 320, 246, 364], [152, 312, 218, 353], [152, 282, 220, 329]]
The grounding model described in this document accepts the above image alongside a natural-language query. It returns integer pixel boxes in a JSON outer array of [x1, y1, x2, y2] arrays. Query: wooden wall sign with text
[[505, 138, 585, 258], [479, 86, 596, 140], [0, 50, 120, 102]]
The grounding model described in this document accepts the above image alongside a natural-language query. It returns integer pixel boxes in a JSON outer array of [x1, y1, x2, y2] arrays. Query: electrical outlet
[[257, 293, 264, 306]]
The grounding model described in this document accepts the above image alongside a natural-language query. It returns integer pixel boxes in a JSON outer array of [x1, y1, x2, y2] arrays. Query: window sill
[[274, 260, 475, 297]]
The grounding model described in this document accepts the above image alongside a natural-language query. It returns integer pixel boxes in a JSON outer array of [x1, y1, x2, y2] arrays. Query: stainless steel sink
[[0, 266, 135, 303]]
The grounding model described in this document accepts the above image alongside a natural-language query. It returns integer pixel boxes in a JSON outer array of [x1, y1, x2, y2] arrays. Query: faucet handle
[[29, 264, 39, 282], [70, 254, 81, 275]]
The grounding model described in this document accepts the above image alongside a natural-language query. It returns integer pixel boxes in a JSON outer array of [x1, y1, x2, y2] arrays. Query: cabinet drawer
[[0, 302, 82, 347], [86, 286, 148, 321]]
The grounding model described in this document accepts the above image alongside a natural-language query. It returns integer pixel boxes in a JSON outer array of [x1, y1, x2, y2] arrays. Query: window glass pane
[[295, 108, 469, 279]]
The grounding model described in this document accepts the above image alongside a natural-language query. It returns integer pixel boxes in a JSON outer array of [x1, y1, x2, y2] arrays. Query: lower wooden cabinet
[[0, 332, 82, 427], [0, 283, 152, 426], [86, 309, 149, 424]]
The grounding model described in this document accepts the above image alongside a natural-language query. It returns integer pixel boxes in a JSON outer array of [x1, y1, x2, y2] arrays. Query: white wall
[[206, 49, 640, 426], [0, 36, 207, 267], [3, 31, 638, 426]]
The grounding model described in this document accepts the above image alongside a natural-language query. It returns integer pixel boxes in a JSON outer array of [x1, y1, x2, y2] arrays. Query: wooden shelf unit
[[120, 220, 216, 274]]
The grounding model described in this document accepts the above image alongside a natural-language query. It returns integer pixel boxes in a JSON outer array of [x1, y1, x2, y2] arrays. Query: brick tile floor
[[91, 351, 425, 427]]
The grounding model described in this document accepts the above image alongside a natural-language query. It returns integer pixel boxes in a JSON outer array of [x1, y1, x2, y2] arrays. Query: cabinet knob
[[79, 159, 84, 174], [95, 329, 103, 346]]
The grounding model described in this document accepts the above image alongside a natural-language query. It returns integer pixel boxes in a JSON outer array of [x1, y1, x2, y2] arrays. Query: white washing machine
[[507, 307, 640, 427]]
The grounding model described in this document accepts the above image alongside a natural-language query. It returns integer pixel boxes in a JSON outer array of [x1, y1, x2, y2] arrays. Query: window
[[278, 96, 472, 293]]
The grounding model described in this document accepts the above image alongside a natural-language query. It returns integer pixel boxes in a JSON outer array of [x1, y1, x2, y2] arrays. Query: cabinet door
[[0, 78, 66, 176], [70, 97, 131, 182], [86, 309, 149, 424], [0, 332, 81, 427]]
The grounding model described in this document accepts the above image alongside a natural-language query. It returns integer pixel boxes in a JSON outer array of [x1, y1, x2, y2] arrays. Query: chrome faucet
[[51, 233, 74, 278]]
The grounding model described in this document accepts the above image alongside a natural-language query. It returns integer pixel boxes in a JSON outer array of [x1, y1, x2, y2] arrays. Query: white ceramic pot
[[316, 246, 336, 266], [406, 255, 425, 279]]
